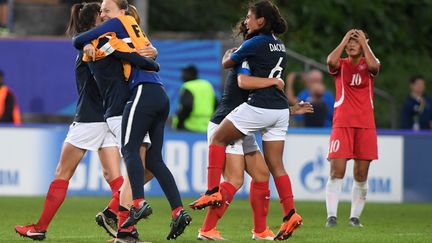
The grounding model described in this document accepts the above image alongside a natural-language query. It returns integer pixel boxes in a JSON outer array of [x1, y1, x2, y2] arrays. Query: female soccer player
[[192, 0, 303, 240], [83, 4, 161, 242], [73, 2, 161, 242], [14, 2, 129, 240], [194, 19, 313, 241], [73, 0, 191, 240], [325, 29, 380, 228]]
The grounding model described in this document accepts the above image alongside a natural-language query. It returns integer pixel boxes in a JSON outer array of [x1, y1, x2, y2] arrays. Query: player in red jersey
[[325, 29, 380, 228]]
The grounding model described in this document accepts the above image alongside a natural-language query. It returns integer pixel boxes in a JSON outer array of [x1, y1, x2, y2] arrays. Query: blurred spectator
[[0, 69, 21, 124], [286, 69, 335, 127], [172, 65, 216, 132], [304, 81, 328, 127], [0, 0, 9, 33], [401, 75, 432, 130]]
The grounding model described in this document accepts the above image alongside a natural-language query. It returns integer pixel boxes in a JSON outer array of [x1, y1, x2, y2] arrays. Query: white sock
[[350, 180, 368, 219], [326, 177, 343, 218]]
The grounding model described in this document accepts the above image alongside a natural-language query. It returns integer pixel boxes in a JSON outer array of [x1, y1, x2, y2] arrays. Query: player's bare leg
[[55, 143, 87, 180], [99, 146, 122, 182], [224, 154, 245, 188]]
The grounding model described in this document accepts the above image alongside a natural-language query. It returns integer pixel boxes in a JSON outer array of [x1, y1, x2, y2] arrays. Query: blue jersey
[[231, 34, 289, 109], [296, 89, 335, 127], [74, 51, 104, 122], [211, 65, 249, 124], [88, 55, 131, 120], [73, 17, 162, 91]]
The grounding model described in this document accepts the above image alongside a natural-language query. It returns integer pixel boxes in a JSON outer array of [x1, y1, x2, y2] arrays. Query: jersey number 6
[[269, 57, 283, 79]]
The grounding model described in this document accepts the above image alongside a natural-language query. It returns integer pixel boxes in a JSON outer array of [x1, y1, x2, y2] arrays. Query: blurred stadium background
[[1, 0, 432, 242]]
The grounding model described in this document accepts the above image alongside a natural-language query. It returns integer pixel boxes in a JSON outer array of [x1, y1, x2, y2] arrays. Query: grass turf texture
[[2, 197, 431, 242]]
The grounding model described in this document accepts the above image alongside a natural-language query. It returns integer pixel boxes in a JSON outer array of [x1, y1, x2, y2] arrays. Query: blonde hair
[[110, 0, 129, 10], [127, 4, 140, 24]]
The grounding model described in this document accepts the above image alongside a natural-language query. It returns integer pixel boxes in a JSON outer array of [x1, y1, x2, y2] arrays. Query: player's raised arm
[[327, 29, 356, 71], [72, 18, 124, 50]]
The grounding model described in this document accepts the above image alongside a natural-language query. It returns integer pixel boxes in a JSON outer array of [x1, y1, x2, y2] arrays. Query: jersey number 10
[[350, 73, 362, 86]]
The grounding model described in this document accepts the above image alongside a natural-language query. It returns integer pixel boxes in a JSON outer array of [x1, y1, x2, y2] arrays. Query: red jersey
[[329, 57, 379, 128]]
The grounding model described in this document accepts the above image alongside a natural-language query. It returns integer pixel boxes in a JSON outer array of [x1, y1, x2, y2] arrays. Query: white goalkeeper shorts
[[65, 122, 116, 151], [208, 121, 260, 155], [226, 102, 289, 141]]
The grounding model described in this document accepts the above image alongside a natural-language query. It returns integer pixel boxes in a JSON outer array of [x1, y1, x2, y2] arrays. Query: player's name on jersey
[[269, 43, 286, 52]]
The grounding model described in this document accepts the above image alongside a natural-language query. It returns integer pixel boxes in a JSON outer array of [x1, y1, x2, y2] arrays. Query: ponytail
[[272, 16, 287, 35], [126, 4, 140, 24], [65, 3, 84, 37], [66, 2, 101, 37]]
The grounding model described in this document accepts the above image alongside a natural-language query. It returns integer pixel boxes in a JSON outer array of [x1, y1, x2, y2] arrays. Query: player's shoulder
[[235, 36, 263, 54], [117, 15, 134, 21], [117, 15, 138, 26], [242, 35, 261, 46], [245, 34, 272, 45]]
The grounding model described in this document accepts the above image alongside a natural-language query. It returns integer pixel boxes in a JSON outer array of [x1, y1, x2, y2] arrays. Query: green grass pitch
[[1, 197, 431, 242]]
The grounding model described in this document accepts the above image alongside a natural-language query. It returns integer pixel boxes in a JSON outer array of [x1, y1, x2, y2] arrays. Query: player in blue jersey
[[73, 0, 191, 240], [76, 2, 160, 242], [13, 3, 150, 241], [70, 2, 162, 243], [194, 19, 313, 240], [192, 1, 303, 240], [87, 4, 161, 242]]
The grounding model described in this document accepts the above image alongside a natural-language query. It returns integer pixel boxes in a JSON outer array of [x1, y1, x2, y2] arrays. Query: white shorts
[[106, 115, 151, 147], [208, 121, 260, 155], [64, 122, 116, 151], [226, 103, 289, 141]]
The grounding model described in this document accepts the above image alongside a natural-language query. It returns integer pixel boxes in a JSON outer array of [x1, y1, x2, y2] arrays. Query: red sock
[[108, 191, 120, 215], [202, 182, 237, 231], [109, 176, 124, 196], [36, 179, 69, 230], [107, 176, 123, 215], [274, 174, 294, 216], [207, 144, 226, 191], [171, 206, 183, 218], [118, 207, 129, 231], [133, 198, 144, 208], [250, 180, 270, 233]]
